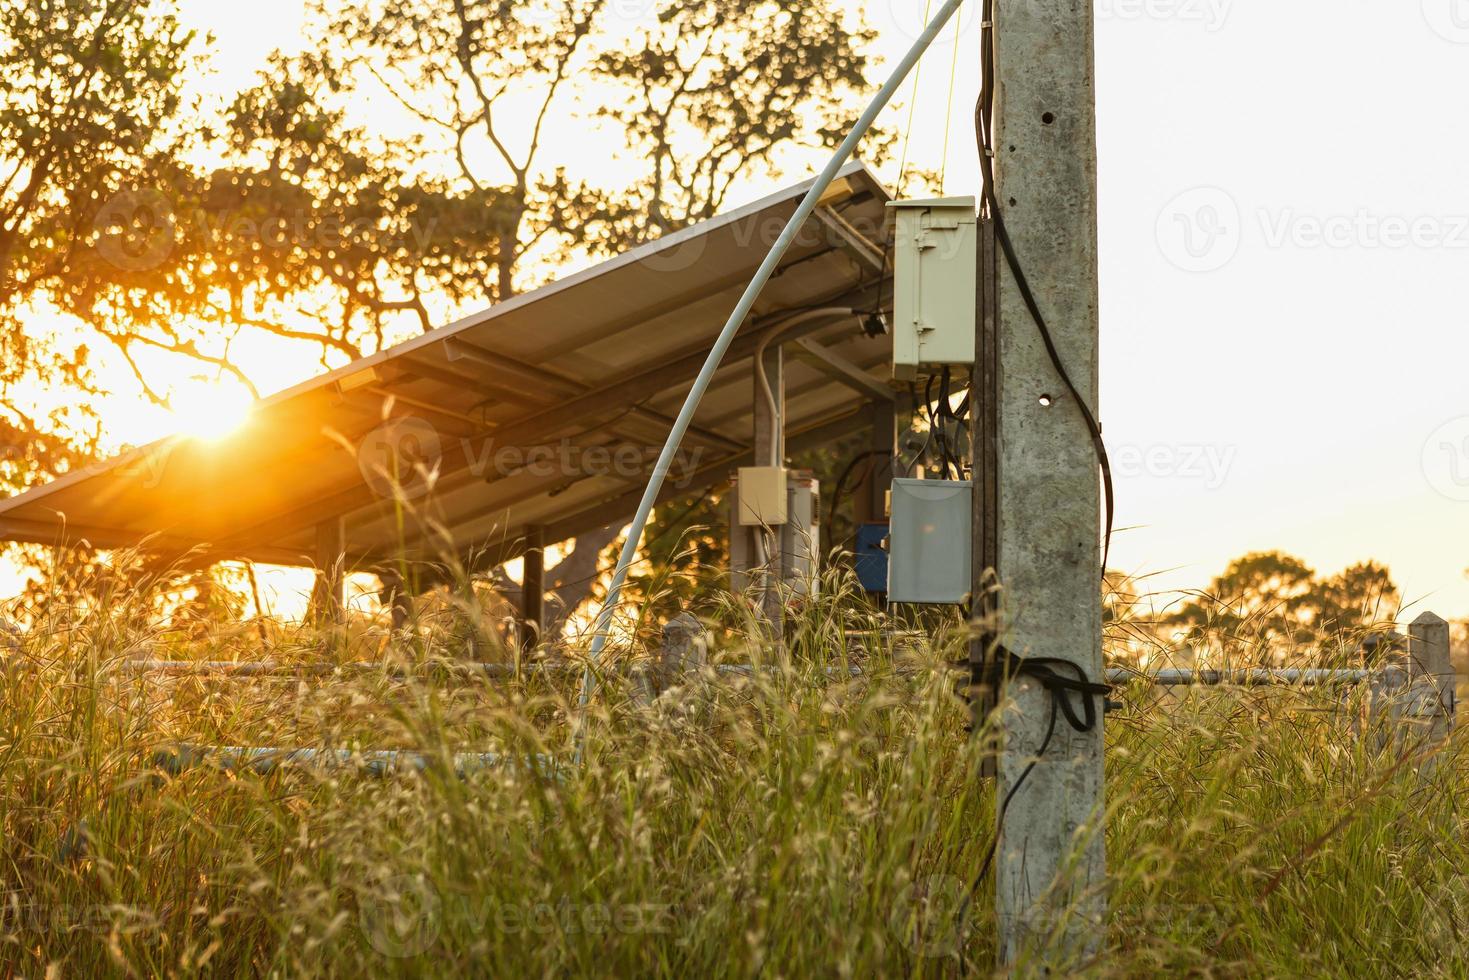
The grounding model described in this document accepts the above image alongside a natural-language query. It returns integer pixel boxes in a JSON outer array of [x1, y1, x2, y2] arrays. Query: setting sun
[[166, 379, 254, 442]]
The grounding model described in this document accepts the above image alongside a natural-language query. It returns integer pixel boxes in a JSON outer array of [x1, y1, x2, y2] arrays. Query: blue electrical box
[[854, 523, 889, 593]]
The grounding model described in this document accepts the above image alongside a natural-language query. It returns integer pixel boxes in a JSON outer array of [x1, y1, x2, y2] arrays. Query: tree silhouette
[[1166, 550, 1400, 650], [0, 0, 199, 487]]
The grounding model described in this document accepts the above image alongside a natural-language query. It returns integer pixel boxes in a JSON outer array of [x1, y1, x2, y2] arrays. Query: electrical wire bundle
[[915, 367, 970, 480]]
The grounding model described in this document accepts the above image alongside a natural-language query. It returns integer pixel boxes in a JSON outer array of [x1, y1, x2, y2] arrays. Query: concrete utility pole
[[991, 0, 1106, 963]]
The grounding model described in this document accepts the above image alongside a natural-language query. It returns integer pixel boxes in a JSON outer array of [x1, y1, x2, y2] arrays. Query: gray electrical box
[[886, 478, 972, 604]]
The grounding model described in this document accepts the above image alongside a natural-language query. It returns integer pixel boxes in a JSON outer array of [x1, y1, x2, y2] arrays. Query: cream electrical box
[[730, 470, 820, 594], [736, 466, 789, 526], [887, 197, 977, 381]]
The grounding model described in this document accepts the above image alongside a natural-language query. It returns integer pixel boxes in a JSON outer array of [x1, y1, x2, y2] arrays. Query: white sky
[[22, 1, 1469, 619]]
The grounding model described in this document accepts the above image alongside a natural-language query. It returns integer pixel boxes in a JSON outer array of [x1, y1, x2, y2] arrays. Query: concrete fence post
[[632, 613, 708, 706], [1366, 612, 1454, 769], [1405, 612, 1455, 747]]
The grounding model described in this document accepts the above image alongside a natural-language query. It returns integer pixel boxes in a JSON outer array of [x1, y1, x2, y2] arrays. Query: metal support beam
[[378, 568, 412, 631], [792, 336, 895, 403], [485, 304, 863, 453], [310, 517, 346, 625], [521, 525, 545, 652], [969, 217, 1001, 770], [853, 400, 897, 528], [182, 300, 883, 563], [538, 408, 864, 544], [443, 337, 741, 453], [0, 516, 305, 567], [812, 205, 886, 273], [992, 0, 1106, 963]]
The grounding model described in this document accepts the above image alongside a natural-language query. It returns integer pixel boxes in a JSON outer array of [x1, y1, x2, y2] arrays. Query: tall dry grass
[[0, 555, 1463, 976]]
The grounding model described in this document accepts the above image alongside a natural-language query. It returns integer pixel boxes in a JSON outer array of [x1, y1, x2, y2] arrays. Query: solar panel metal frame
[[0, 161, 898, 573]]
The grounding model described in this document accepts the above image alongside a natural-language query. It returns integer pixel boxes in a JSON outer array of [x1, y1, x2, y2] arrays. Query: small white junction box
[[736, 466, 789, 526], [888, 197, 977, 381]]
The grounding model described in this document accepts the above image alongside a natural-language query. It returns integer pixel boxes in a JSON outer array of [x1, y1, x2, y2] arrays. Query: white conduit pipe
[[574, 0, 969, 760], [754, 307, 862, 459]]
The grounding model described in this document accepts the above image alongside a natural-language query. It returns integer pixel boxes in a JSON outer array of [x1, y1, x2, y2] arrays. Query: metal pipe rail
[[1105, 668, 1372, 687], [121, 659, 528, 678], [151, 745, 557, 778], [113, 660, 870, 680], [95, 660, 1384, 691]]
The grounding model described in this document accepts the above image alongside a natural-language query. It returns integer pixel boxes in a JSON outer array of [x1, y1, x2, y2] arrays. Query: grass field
[[0, 561, 1463, 977]]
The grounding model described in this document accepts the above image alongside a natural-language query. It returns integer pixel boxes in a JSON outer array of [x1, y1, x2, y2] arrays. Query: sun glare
[[168, 381, 254, 441]]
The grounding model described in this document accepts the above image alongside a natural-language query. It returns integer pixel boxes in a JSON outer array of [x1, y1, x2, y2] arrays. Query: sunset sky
[[17, 0, 1469, 619]]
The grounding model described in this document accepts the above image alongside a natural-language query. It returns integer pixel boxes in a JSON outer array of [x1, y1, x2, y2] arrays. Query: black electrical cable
[[904, 381, 935, 477], [963, 644, 1111, 891], [938, 367, 963, 479], [827, 448, 889, 534], [929, 373, 949, 478], [923, 374, 949, 479], [975, 0, 1114, 575]]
